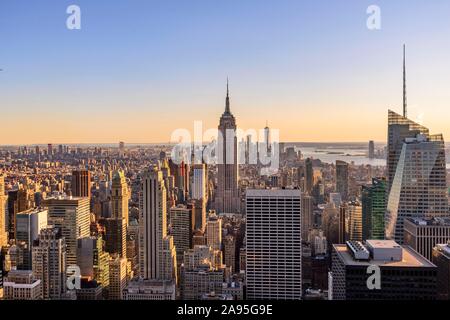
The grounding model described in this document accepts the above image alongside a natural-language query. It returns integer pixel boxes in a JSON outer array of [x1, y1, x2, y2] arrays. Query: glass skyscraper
[[362, 177, 386, 240], [386, 112, 448, 243]]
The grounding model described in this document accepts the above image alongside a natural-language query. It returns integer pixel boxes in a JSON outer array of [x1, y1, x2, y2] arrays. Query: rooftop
[[366, 239, 401, 249], [406, 216, 450, 227], [333, 243, 435, 268], [246, 188, 301, 197]]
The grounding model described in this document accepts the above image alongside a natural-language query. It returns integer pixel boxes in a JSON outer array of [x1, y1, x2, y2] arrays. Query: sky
[[1, 0, 450, 145]]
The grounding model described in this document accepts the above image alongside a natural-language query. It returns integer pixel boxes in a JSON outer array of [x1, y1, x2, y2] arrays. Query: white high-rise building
[[246, 189, 302, 300]]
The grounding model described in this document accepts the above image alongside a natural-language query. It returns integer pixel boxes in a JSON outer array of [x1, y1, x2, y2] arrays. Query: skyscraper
[[223, 234, 236, 273], [361, 178, 386, 240], [301, 194, 314, 241], [322, 202, 340, 247], [111, 170, 129, 226], [139, 167, 175, 281], [263, 121, 271, 155], [386, 124, 448, 243], [344, 202, 362, 242], [32, 227, 67, 300], [246, 189, 302, 300], [43, 196, 91, 266], [15, 208, 48, 269], [305, 158, 313, 195], [0, 175, 8, 247], [368, 140, 375, 159], [206, 211, 222, 251], [387, 110, 429, 193], [335, 160, 349, 201], [216, 81, 240, 214], [108, 256, 127, 300], [191, 163, 207, 201], [103, 217, 127, 258], [119, 141, 125, 158], [191, 163, 207, 231], [77, 236, 110, 292], [71, 170, 91, 199], [169, 205, 192, 266], [7, 189, 19, 241]]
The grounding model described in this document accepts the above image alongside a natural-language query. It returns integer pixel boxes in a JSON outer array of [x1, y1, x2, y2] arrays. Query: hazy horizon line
[[0, 141, 389, 147]]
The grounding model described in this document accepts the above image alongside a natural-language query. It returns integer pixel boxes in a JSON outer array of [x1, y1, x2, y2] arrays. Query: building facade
[[332, 240, 437, 300], [246, 189, 302, 300], [215, 82, 240, 214]]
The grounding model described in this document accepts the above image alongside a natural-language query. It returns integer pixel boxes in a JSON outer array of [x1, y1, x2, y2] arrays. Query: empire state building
[[215, 81, 240, 213]]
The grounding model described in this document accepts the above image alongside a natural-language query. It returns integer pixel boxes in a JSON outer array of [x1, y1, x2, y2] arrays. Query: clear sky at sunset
[[1, 0, 450, 144]]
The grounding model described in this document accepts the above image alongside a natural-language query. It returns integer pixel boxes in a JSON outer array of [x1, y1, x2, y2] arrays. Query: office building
[[386, 126, 448, 243], [215, 81, 240, 214], [344, 202, 363, 242], [77, 236, 110, 291], [3, 270, 42, 300], [139, 167, 175, 281], [123, 278, 176, 300], [368, 140, 375, 159], [332, 240, 437, 300], [0, 175, 7, 247], [335, 161, 349, 201], [108, 256, 127, 300], [76, 278, 103, 300], [43, 196, 90, 266], [246, 189, 302, 300], [206, 212, 222, 251], [71, 170, 91, 198], [180, 245, 226, 300], [361, 178, 386, 240], [169, 205, 192, 266], [111, 170, 129, 225], [223, 234, 236, 273], [322, 202, 340, 246], [302, 194, 314, 241], [432, 243, 450, 300], [15, 208, 48, 269], [191, 163, 207, 201], [404, 217, 450, 261], [103, 217, 127, 258], [32, 227, 67, 300], [305, 158, 313, 195]]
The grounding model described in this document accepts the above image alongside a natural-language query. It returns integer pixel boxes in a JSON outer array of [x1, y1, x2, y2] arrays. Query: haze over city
[[2, 0, 450, 144]]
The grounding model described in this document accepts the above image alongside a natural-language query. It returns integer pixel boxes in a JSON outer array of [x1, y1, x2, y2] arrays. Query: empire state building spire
[[225, 78, 231, 114]]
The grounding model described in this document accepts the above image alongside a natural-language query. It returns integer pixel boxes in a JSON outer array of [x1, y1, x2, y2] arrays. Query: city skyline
[[2, 1, 450, 144]]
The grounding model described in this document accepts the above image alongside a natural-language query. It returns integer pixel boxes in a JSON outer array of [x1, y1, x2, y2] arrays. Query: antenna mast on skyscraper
[[403, 44, 407, 118]]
